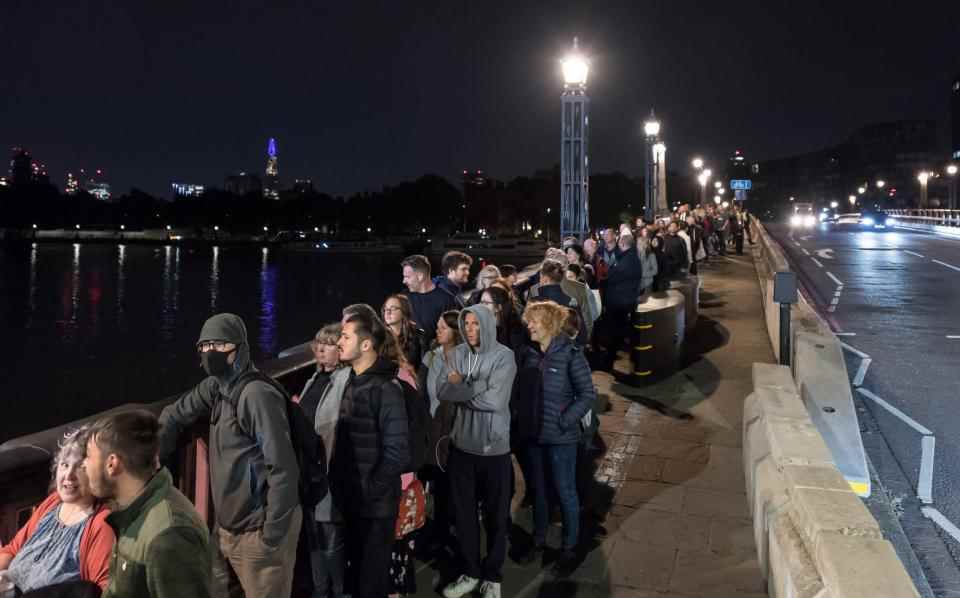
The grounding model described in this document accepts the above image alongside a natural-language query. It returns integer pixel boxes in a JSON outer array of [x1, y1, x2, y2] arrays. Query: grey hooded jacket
[[438, 305, 516, 456], [158, 314, 301, 547]]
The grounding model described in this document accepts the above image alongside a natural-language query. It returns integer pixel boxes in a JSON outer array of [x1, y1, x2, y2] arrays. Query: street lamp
[[857, 186, 866, 195], [714, 181, 721, 189], [947, 165, 958, 210], [830, 201, 839, 209], [560, 37, 590, 240], [876, 180, 885, 189], [848, 195, 856, 207], [703, 169, 712, 179], [643, 110, 663, 221], [698, 173, 709, 207], [917, 172, 930, 208], [692, 157, 703, 170]]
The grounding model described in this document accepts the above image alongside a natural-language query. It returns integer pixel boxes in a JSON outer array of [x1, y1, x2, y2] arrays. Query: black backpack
[[392, 378, 430, 473], [226, 370, 329, 510]]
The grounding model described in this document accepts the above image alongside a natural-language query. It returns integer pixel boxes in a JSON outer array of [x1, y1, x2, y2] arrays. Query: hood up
[[458, 304, 499, 355], [197, 312, 252, 387]]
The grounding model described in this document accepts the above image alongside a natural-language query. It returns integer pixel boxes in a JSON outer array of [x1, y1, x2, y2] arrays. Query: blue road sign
[[730, 179, 752, 190]]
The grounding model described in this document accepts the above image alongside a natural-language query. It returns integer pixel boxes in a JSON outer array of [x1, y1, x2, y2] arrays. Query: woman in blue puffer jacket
[[515, 300, 596, 576]]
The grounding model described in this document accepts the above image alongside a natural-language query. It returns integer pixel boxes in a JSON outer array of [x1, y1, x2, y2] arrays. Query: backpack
[[226, 371, 329, 511], [393, 378, 430, 473]]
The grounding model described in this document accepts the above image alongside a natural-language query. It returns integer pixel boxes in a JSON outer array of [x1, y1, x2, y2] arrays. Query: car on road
[[789, 202, 817, 229], [859, 208, 896, 230]]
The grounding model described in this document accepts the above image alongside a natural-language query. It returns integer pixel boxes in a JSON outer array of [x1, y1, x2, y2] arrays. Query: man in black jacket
[[332, 311, 410, 598], [158, 313, 301, 598], [600, 233, 643, 372], [662, 222, 689, 280]]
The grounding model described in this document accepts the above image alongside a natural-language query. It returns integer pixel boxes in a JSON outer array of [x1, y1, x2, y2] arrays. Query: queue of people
[[0, 204, 751, 598]]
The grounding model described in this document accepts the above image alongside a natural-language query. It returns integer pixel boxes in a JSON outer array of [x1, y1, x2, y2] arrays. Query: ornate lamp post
[[560, 38, 590, 241]]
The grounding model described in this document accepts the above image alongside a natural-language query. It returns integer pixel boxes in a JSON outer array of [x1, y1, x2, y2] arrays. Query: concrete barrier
[[669, 274, 700, 332], [750, 220, 870, 497], [630, 290, 685, 381], [744, 363, 919, 597]]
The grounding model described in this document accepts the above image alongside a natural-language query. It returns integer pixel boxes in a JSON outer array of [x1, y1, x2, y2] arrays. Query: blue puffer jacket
[[518, 335, 596, 445]]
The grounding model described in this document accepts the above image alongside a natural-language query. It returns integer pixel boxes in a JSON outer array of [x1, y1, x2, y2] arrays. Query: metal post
[[779, 302, 791, 367]]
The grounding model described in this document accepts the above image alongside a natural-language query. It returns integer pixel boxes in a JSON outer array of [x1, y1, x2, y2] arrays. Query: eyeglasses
[[197, 341, 232, 352]]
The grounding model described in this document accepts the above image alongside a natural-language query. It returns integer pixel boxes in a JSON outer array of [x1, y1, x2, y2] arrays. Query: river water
[[0, 242, 405, 442]]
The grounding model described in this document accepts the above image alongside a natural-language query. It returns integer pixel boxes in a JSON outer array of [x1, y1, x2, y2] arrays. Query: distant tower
[[264, 138, 279, 199]]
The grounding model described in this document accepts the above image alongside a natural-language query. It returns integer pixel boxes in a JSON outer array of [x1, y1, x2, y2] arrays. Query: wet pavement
[[410, 253, 771, 597]]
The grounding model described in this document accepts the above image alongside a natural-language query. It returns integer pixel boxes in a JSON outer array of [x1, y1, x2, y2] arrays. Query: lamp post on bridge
[[947, 164, 958, 210], [643, 112, 663, 222], [917, 171, 930, 209], [560, 37, 590, 241]]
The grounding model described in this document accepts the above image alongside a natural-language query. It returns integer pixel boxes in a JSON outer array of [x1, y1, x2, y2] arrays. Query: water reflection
[[62, 244, 81, 345], [26, 243, 37, 327], [259, 247, 278, 356], [160, 245, 181, 343], [117, 245, 126, 331], [209, 246, 220, 312]]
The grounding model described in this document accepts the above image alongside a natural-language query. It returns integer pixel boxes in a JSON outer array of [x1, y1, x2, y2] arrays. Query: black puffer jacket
[[329, 358, 410, 519], [517, 335, 596, 445]]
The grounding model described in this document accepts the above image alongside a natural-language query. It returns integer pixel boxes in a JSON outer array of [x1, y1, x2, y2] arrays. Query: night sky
[[3, 1, 958, 198]]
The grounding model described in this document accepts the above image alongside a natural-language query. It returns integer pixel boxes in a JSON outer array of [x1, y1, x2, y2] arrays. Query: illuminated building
[[264, 138, 279, 199], [225, 172, 262, 196], [9, 148, 33, 185], [83, 169, 111, 201], [65, 173, 79, 195], [293, 178, 314, 194], [172, 182, 205, 198]]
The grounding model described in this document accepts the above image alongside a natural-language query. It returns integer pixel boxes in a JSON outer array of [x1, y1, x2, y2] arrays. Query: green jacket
[[103, 468, 211, 598]]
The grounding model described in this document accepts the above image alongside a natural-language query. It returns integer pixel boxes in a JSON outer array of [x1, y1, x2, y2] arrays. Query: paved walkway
[[414, 252, 773, 597]]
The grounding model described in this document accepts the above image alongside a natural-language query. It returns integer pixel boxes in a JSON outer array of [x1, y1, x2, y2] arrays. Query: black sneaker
[[551, 549, 579, 577], [515, 543, 545, 566]]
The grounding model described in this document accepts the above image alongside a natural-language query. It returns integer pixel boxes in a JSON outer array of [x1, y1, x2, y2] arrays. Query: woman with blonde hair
[[466, 265, 502, 306], [514, 300, 596, 576]]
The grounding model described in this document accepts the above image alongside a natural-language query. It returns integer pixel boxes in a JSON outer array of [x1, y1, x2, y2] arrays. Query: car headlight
[[885, 217, 896, 226], [862, 217, 875, 226], [803, 215, 816, 227], [819, 213, 827, 222], [790, 215, 802, 227]]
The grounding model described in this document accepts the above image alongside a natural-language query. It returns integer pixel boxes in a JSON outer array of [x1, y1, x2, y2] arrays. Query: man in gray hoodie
[[158, 313, 302, 598], [438, 305, 517, 598]]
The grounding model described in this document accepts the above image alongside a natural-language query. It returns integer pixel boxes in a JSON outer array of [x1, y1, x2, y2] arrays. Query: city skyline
[[2, 2, 958, 198]]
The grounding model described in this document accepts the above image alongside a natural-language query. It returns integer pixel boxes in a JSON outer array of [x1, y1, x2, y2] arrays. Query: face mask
[[201, 349, 234, 378]]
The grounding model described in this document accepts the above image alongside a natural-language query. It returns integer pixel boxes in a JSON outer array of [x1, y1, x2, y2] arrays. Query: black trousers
[[344, 516, 395, 598], [603, 305, 634, 371], [448, 447, 512, 582]]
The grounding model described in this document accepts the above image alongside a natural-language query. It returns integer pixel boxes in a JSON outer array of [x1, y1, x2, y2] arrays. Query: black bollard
[[773, 272, 798, 367]]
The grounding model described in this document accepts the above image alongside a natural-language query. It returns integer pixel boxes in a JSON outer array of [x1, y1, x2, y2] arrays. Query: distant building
[[85, 182, 112, 201], [65, 172, 79, 195], [225, 172, 262, 196], [952, 73, 960, 160], [9, 148, 33, 185], [172, 182, 205, 198], [755, 120, 938, 208], [293, 178, 314, 194], [264, 138, 279, 199]]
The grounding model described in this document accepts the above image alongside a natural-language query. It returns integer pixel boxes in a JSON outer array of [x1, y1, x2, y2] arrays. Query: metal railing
[[886, 209, 960, 227]]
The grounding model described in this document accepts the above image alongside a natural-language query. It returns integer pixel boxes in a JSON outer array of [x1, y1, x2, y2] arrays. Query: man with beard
[[158, 313, 302, 598], [83, 410, 211, 598]]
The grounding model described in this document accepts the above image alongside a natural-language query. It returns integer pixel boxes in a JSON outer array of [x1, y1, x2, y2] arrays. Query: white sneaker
[[442, 574, 480, 598], [479, 580, 501, 598]]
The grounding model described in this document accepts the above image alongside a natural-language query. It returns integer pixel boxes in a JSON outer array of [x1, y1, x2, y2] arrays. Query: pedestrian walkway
[[413, 253, 772, 597]]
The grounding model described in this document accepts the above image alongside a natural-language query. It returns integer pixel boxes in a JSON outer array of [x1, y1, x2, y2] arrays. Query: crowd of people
[[0, 202, 752, 598]]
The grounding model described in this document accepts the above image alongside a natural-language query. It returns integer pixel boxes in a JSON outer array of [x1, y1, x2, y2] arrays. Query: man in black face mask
[[158, 313, 302, 598]]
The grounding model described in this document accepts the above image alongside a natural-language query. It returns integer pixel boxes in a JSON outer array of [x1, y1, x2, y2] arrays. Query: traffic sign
[[730, 179, 752, 190]]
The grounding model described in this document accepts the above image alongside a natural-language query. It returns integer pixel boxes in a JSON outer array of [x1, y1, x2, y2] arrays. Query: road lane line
[[801, 248, 810, 255], [840, 341, 870, 359], [921, 507, 960, 544], [830, 297, 840, 305], [919, 435, 935, 504], [856, 387, 933, 435], [833, 290, 842, 297], [853, 357, 871, 387], [947, 335, 960, 339], [835, 332, 857, 336], [811, 258, 824, 268], [904, 250, 925, 258], [933, 259, 960, 273], [826, 271, 844, 286]]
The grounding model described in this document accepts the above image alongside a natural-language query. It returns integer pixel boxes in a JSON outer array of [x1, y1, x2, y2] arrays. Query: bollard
[[773, 272, 798, 367], [630, 290, 685, 383]]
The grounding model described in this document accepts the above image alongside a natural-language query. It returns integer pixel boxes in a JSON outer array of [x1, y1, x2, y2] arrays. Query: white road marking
[[800, 235, 812, 241], [919, 435, 935, 504], [904, 250, 925, 258], [811, 258, 824, 268], [830, 297, 840, 305], [840, 341, 870, 359], [835, 332, 857, 337], [933, 259, 960, 273], [922, 507, 960, 544], [801, 248, 810, 255], [947, 335, 960, 339], [853, 357, 871, 387], [827, 305, 836, 312], [826, 271, 844, 286], [856, 387, 933, 436], [815, 248, 835, 259], [833, 290, 842, 297]]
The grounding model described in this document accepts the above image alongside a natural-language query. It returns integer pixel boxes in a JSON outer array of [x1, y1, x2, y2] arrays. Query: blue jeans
[[527, 442, 580, 551]]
